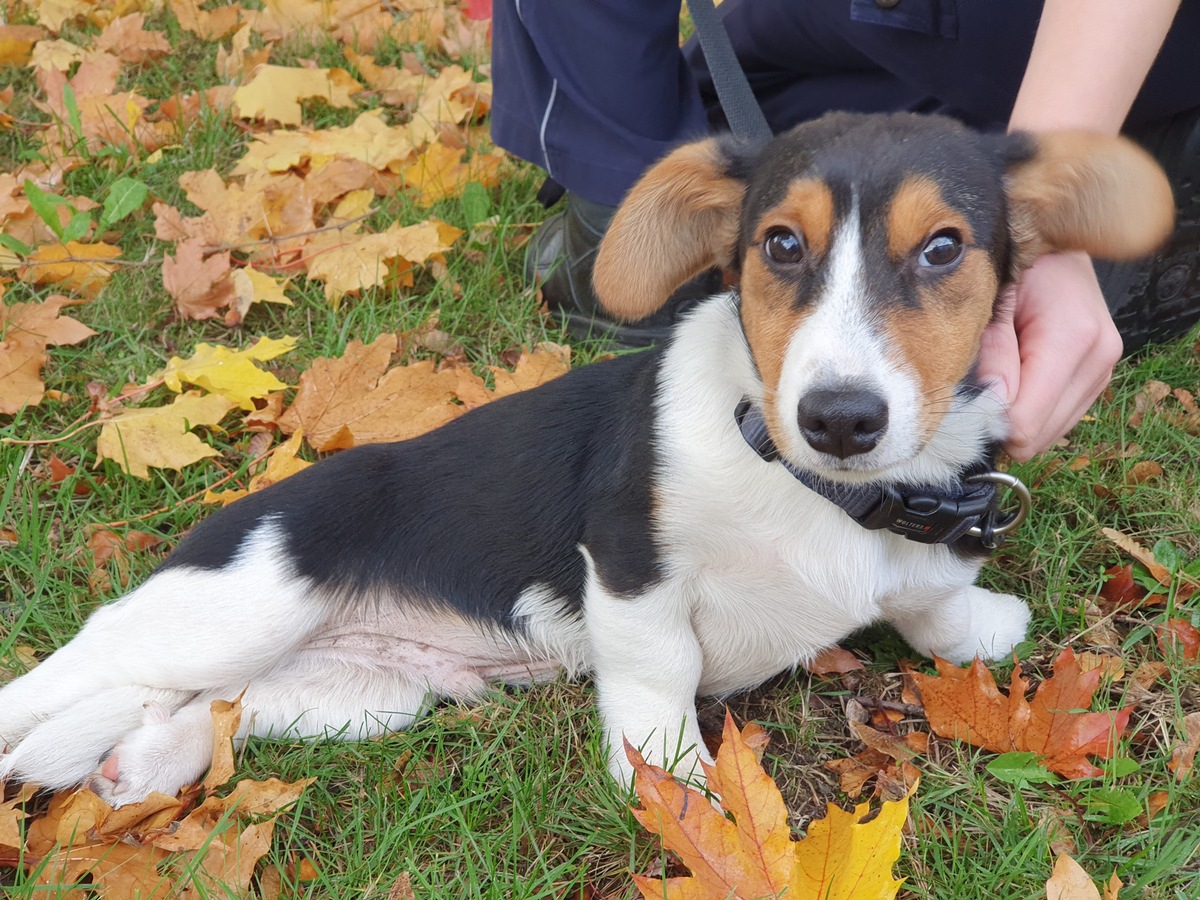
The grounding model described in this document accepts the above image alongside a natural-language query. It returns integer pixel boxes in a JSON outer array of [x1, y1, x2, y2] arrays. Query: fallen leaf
[[0, 785, 37, 853], [203, 696, 244, 793], [912, 649, 1132, 779], [1127, 380, 1171, 427], [162, 239, 237, 320], [807, 647, 866, 676], [303, 219, 462, 305], [206, 430, 313, 505], [20, 241, 121, 298], [0, 294, 96, 413], [1074, 653, 1125, 681], [1167, 711, 1200, 780], [489, 345, 570, 398], [1100, 527, 1172, 586], [628, 712, 911, 900], [1046, 854, 1118, 900], [0, 25, 46, 65], [96, 391, 235, 478], [388, 871, 417, 900], [94, 13, 171, 64], [233, 64, 363, 126], [159, 336, 297, 409], [1124, 460, 1163, 486], [1157, 618, 1200, 660], [1097, 564, 1154, 612]]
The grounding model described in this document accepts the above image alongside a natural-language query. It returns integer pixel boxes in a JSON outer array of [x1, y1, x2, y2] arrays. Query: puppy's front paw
[[607, 731, 711, 796], [944, 588, 1031, 664], [88, 701, 215, 807]]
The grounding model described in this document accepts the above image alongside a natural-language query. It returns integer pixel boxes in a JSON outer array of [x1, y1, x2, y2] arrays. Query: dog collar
[[733, 400, 1030, 549]]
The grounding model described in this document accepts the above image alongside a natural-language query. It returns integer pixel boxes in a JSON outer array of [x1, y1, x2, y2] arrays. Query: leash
[[689, 0, 773, 143], [734, 400, 1031, 550]]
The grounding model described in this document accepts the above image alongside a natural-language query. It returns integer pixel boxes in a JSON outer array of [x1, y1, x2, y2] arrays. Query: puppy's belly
[[295, 605, 565, 697]]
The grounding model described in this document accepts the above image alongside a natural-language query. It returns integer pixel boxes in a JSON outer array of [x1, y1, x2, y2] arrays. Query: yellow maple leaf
[[629, 713, 912, 900], [94, 12, 171, 64], [36, 0, 90, 32], [233, 64, 363, 126], [28, 36, 84, 71], [159, 336, 296, 409], [343, 46, 424, 107], [96, 391, 235, 479], [204, 430, 313, 506], [233, 109, 418, 176], [405, 64, 489, 147], [304, 219, 462, 305], [490, 345, 571, 399], [0, 25, 47, 66], [168, 0, 247, 40], [21, 240, 121, 298], [228, 266, 294, 325], [402, 141, 505, 206]]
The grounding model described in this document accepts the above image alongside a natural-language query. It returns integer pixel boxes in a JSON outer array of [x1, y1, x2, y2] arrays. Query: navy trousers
[[491, 0, 1200, 207]]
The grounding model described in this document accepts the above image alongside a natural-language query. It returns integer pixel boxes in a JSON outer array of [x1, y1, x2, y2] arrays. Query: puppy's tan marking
[[884, 251, 998, 436], [886, 176, 974, 260], [594, 140, 744, 321], [739, 179, 834, 440], [776, 179, 835, 256]]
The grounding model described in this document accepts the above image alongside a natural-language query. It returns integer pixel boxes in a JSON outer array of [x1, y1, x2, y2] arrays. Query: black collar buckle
[[852, 471, 1030, 548]]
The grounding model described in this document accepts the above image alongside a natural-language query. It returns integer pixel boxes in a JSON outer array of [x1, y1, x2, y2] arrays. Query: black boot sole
[[1099, 111, 1200, 353]]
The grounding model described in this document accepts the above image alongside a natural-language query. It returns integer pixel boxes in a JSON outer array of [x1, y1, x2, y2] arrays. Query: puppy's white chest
[[669, 485, 893, 695]]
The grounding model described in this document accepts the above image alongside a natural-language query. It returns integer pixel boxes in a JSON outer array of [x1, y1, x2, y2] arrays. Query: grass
[[2, 6, 1200, 899]]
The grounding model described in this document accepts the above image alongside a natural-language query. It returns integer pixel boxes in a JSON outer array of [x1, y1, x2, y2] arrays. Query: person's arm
[[976, 0, 1180, 461]]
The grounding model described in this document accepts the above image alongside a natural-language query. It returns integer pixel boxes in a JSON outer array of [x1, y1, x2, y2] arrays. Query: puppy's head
[[594, 113, 1173, 477]]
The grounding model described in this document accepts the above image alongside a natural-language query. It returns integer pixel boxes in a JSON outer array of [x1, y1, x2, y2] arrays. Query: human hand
[[977, 251, 1124, 461]]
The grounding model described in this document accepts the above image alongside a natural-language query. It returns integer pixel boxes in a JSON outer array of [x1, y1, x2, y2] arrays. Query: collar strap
[[734, 400, 1026, 549]]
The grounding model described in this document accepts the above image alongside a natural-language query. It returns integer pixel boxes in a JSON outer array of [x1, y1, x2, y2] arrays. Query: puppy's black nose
[[797, 388, 889, 458]]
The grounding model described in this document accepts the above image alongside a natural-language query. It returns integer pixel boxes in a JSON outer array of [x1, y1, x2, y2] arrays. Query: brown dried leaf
[[1167, 712, 1200, 780], [806, 646, 865, 676], [1127, 380, 1171, 428], [1099, 527, 1172, 586], [1124, 459, 1163, 486], [1157, 618, 1200, 660], [162, 240, 236, 321], [94, 13, 171, 63], [202, 696, 244, 793]]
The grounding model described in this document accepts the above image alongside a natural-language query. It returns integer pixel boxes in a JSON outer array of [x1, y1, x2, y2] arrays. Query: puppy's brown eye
[[763, 228, 805, 264], [919, 230, 963, 268]]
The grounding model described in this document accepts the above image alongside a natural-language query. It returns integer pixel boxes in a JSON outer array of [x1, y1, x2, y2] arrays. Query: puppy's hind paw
[[88, 702, 215, 808]]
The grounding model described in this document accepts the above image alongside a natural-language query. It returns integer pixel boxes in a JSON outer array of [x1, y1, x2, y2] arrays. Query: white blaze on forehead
[[773, 191, 923, 466]]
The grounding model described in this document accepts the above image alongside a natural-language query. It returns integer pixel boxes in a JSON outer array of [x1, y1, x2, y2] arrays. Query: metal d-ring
[[965, 471, 1032, 544]]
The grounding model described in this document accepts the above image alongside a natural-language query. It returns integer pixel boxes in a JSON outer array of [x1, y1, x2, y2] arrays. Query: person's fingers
[[1000, 252, 1123, 460], [977, 286, 1020, 407]]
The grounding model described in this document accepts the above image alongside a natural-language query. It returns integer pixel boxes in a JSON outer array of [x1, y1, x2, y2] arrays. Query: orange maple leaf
[[912, 648, 1132, 778], [0, 293, 96, 413], [629, 713, 910, 900]]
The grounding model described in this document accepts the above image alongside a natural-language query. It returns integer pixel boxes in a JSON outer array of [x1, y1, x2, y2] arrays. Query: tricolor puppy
[[0, 114, 1173, 806]]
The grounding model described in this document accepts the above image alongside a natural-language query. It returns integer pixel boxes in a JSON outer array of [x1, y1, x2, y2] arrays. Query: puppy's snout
[[796, 388, 889, 459]]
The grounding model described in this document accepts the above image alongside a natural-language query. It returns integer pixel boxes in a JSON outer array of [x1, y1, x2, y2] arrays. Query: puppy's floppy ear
[[1004, 130, 1174, 272], [594, 138, 748, 321]]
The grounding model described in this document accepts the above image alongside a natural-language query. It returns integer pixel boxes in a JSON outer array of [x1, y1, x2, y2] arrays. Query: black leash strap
[[689, 0, 772, 143]]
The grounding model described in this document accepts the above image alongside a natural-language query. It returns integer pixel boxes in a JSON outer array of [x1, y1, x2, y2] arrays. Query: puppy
[[0, 113, 1172, 807]]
